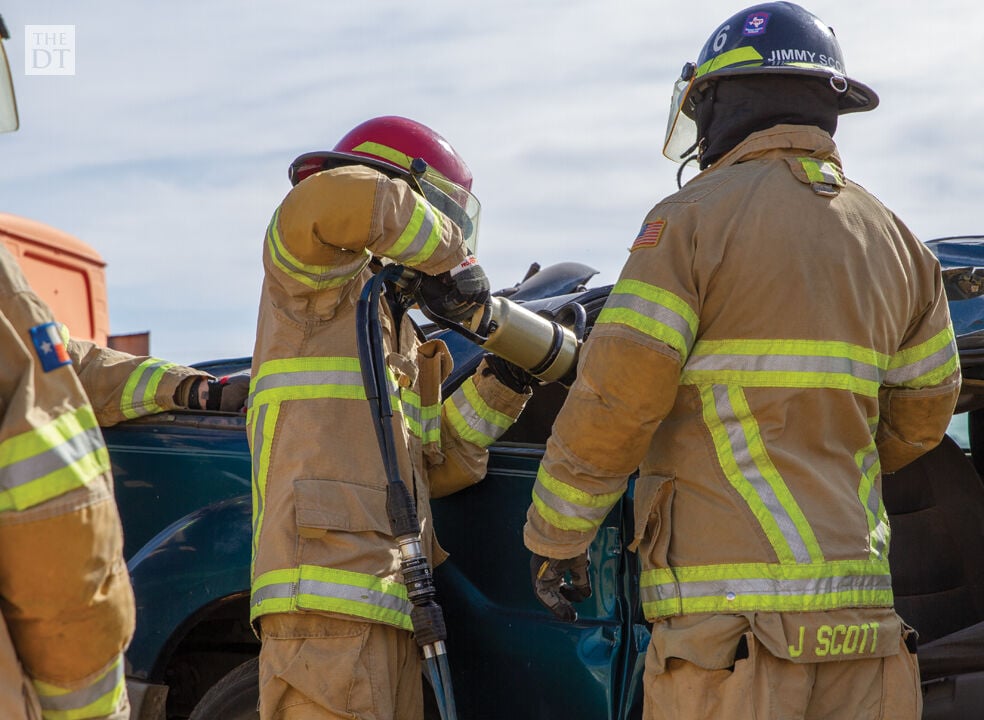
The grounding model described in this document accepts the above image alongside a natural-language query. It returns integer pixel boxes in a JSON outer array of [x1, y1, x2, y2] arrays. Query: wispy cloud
[[3, 1, 980, 363]]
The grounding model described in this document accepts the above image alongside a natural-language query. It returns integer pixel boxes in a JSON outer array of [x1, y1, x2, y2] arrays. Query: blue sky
[[2, 1, 981, 364]]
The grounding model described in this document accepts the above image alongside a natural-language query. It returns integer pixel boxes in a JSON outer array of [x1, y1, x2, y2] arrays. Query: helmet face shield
[[0, 27, 18, 133], [662, 64, 698, 162], [417, 165, 481, 255]]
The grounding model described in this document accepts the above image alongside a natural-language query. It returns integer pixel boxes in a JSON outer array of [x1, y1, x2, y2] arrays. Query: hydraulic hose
[[356, 265, 458, 720]]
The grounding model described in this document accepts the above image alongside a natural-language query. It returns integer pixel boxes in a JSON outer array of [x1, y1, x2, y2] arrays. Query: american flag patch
[[631, 220, 665, 251]]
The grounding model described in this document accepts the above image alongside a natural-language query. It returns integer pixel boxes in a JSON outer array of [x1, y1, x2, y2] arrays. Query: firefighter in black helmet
[[665, 0, 877, 168], [524, 4, 956, 719]]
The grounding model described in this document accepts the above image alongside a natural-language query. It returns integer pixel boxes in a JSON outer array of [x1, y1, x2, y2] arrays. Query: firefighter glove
[[530, 551, 592, 623], [187, 370, 250, 412], [207, 370, 251, 412], [482, 353, 537, 394], [416, 256, 490, 323]]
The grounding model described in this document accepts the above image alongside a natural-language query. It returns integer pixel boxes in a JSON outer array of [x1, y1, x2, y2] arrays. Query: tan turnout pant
[[258, 613, 422, 720], [643, 631, 922, 720]]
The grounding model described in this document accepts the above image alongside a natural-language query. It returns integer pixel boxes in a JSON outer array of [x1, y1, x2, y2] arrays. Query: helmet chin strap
[[676, 149, 700, 189]]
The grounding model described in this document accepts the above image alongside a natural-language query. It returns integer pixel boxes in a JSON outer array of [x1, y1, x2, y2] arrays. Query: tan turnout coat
[[0, 245, 205, 719], [248, 165, 529, 632], [525, 125, 960, 669]]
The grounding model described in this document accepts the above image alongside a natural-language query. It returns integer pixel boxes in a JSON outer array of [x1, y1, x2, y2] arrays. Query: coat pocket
[[294, 478, 392, 538], [627, 473, 675, 567]]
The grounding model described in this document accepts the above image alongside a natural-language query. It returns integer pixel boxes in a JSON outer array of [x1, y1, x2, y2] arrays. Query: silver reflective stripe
[[390, 203, 437, 263], [298, 578, 412, 616], [37, 655, 123, 713], [125, 359, 172, 415], [0, 425, 104, 493], [531, 481, 612, 527], [250, 402, 268, 545], [402, 400, 422, 429], [251, 369, 364, 394], [401, 401, 438, 438], [884, 339, 957, 385], [421, 414, 440, 440], [642, 571, 893, 605], [267, 210, 370, 288], [858, 445, 888, 559], [449, 386, 508, 442], [604, 292, 695, 349], [251, 580, 294, 608], [711, 385, 813, 563], [686, 352, 882, 384]]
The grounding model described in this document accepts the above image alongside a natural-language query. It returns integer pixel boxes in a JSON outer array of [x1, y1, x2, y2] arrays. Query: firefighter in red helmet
[[248, 116, 533, 719]]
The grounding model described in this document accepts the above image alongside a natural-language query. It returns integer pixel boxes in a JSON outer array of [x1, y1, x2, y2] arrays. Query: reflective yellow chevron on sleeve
[[531, 466, 625, 533], [445, 376, 513, 448], [885, 326, 958, 388], [386, 196, 444, 266], [0, 404, 109, 512], [265, 208, 371, 290], [121, 357, 176, 419], [596, 279, 698, 360]]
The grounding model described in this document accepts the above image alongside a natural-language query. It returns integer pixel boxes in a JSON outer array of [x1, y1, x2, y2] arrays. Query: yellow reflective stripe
[[249, 567, 298, 620], [728, 385, 823, 562], [265, 208, 370, 290], [596, 279, 698, 360], [639, 559, 893, 618], [694, 338, 888, 364], [682, 338, 888, 397], [386, 196, 444, 266], [885, 327, 958, 387], [531, 466, 624, 533], [351, 141, 455, 186], [401, 388, 441, 444], [249, 356, 371, 573], [798, 157, 844, 186], [121, 358, 176, 419], [699, 385, 814, 564], [250, 357, 367, 406], [251, 565, 413, 630], [34, 654, 125, 720], [352, 141, 413, 171], [247, 400, 280, 577], [697, 46, 764, 77], [855, 440, 888, 560], [0, 405, 109, 512], [446, 376, 513, 448]]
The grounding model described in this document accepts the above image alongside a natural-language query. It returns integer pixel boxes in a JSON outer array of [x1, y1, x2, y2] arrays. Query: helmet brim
[[289, 150, 409, 186], [696, 65, 879, 114]]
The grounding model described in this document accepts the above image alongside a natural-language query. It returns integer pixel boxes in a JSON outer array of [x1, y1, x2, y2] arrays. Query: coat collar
[[707, 124, 842, 172]]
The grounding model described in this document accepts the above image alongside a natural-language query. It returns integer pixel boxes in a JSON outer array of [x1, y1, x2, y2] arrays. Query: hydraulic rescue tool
[[356, 260, 587, 720], [406, 269, 586, 386], [357, 264, 458, 720]]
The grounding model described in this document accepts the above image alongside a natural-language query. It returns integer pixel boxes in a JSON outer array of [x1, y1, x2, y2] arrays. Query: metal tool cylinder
[[468, 296, 579, 383]]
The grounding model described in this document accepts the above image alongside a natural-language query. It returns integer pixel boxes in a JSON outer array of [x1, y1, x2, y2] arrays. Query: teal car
[[109, 252, 984, 720]]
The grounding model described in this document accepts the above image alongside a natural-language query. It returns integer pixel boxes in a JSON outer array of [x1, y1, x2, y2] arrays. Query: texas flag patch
[[630, 220, 666, 252], [30, 322, 72, 372]]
